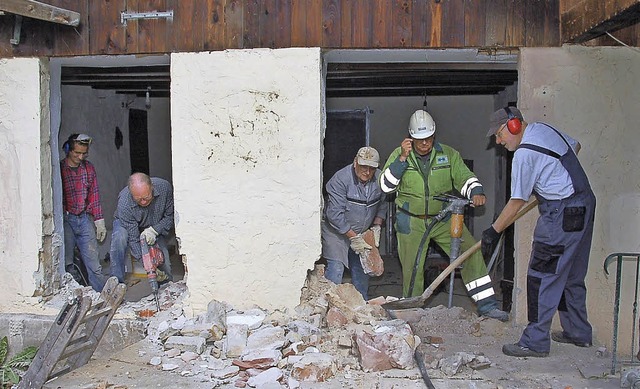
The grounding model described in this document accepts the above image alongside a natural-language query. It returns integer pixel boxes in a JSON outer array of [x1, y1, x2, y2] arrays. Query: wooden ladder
[[18, 276, 127, 389]]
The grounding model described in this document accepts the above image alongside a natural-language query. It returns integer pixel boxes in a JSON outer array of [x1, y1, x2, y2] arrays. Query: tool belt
[[397, 207, 438, 220]]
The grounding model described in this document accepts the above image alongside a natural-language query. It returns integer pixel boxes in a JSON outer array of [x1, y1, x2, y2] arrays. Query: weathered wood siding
[[0, 0, 561, 57], [561, 0, 640, 44]]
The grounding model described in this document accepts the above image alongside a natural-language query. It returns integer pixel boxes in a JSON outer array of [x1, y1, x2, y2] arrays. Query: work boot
[[502, 343, 548, 358], [481, 308, 509, 322], [551, 331, 592, 347]]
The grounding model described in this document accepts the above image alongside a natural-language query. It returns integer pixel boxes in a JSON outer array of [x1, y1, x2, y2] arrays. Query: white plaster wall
[[518, 46, 640, 352], [171, 48, 323, 313], [327, 95, 496, 237], [0, 58, 47, 310]]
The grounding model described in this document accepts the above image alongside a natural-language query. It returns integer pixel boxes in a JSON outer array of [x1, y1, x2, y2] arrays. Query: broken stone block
[[171, 315, 188, 330], [287, 320, 321, 338], [355, 323, 417, 372], [246, 325, 286, 350], [181, 322, 225, 342], [227, 309, 266, 331], [211, 365, 240, 379], [164, 335, 206, 354], [247, 366, 283, 387], [165, 348, 181, 358], [326, 307, 349, 328], [440, 353, 463, 376], [360, 229, 384, 276], [162, 363, 180, 371], [338, 334, 352, 348], [290, 352, 336, 382], [181, 351, 199, 363], [226, 323, 249, 358], [325, 284, 377, 325], [149, 356, 162, 366], [239, 349, 282, 369]]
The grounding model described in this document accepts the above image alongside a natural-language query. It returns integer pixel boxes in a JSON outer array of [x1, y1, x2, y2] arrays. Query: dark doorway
[[323, 110, 369, 194], [128, 109, 149, 175]]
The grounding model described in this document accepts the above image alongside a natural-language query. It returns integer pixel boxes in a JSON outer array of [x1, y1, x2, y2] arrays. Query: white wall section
[[171, 48, 323, 313], [0, 58, 49, 310], [518, 46, 640, 350]]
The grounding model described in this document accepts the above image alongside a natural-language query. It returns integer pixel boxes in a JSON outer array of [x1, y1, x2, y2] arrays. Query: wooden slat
[[339, 0, 353, 47], [464, 0, 486, 47], [259, 0, 277, 48], [372, 0, 392, 47], [54, 0, 88, 55], [243, 0, 259, 47], [224, 0, 243, 48], [274, 0, 291, 48], [141, 0, 170, 53], [392, 0, 411, 47], [0, 0, 80, 26], [410, 0, 428, 48], [562, 0, 639, 43], [441, 0, 465, 47], [352, 0, 372, 47], [428, 0, 442, 46], [290, 0, 306, 46], [506, 0, 526, 47], [89, 0, 126, 54], [322, 0, 341, 48], [485, 0, 508, 46], [204, 0, 224, 51], [306, 0, 322, 46]]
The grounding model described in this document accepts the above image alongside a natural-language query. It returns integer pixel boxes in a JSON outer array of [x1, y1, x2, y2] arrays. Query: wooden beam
[[0, 0, 80, 27], [562, 0, 640, 43]]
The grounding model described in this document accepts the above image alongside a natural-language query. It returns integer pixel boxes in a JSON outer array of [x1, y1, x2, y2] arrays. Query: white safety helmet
[[408, 110, 436, 139]]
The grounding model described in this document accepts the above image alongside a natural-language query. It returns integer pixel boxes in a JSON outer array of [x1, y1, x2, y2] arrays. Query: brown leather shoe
[[551, 331, 592, 347]]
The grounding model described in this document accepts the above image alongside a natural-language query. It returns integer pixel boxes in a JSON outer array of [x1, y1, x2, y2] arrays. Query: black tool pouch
[[562, 206, 586, 232]]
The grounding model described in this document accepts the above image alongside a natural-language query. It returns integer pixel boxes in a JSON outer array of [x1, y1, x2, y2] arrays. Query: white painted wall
[[0, 58, 49, 311], [171, 48, 323, 313], [327, 95, 496, 237], [517, 46, 640, 352]]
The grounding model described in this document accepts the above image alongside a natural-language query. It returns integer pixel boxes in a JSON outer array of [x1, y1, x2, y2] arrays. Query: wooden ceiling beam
[[562, 0, 640, 43], [0, 0, 80, 26]]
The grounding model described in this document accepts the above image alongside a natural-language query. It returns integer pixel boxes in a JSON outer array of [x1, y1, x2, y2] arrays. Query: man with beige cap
[[321, 146, 386, 299]]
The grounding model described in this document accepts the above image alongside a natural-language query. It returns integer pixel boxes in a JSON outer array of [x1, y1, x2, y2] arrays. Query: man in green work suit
[[380, 109, 508, 321]]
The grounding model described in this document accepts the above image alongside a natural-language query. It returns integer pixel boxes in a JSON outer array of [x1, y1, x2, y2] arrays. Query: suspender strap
[[517, 143, 561, 159]]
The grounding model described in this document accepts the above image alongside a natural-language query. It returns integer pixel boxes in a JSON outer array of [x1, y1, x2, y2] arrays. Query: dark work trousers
[[517, 129, 596, 353]]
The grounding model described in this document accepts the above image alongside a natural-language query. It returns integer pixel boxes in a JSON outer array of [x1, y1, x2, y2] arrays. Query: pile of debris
[[114, 264, 503, 388]]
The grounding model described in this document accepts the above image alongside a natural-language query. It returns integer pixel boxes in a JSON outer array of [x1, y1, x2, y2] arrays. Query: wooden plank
[[525, 0, 559, 46], [428, 0, 442, 46], [352, 0, 372, 47], [244, 0, 259, 48], [274, 0, 291, 48], [290, 0, 306, 46], [441, 0, 465, 47], [0, 0, 80, 26], [167, 0, 202, 52], [562, 0, 638, 43], [372, 0, 392, 47], [204, 0, 224, 51], [339, 0, 353, 47], [125, 0, 140, 53], [322, 0, 341, 48], [485, 0, 507, 46], [53, 0, 88, 55], [392, 0, 411, 47], [259, 0, 277, 48], [464, 0, 486, 47], [506, 0, 526, 47], [89, 0, 126, 54], [306, 0, 322, 46], [410, 0, 427, 48], [224, 0, 244, 48]]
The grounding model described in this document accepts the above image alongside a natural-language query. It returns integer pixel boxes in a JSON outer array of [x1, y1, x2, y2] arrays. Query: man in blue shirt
[[483, 107, 596, 358]]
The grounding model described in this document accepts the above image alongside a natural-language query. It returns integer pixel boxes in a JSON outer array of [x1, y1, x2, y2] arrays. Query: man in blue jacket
[[322, 147, 386, 300]]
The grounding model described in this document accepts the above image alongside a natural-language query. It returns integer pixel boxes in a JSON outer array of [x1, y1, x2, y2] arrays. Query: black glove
[[481, 226, 501, 260]]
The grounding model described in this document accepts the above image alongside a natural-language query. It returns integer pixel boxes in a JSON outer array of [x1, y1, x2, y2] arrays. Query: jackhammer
[[433, 194, 473, 308], [140, 237, 165, 311]]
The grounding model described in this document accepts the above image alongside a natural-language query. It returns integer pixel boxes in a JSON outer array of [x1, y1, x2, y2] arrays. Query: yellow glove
[[94, 219, 107, 243]]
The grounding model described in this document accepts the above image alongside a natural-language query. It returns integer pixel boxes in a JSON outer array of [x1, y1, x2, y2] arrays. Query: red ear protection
[[504, 106, 522, 135]]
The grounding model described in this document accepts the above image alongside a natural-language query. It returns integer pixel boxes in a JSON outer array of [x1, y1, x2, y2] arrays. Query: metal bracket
[[120, 10, 173, 26], [10, 15, 22, 45]]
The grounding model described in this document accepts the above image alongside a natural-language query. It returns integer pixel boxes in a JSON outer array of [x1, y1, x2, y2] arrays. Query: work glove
[[481, 226, 501, 260], [94, 219, 106, 243], [370, 225, 381, 248], [140, 226, 158, 245], [349, 234, 372, 255]]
